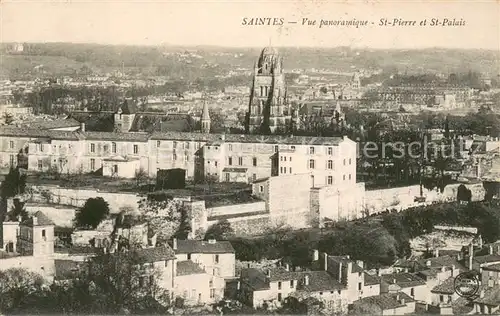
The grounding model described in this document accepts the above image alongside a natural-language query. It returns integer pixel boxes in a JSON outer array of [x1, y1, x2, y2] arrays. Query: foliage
[[0, 268, 45, 313], [0, 166, 27, 200], [138, 196, 189, 244], [7, 198, 29, 222], [205, 219, 234, 241], [134, 167, 149, 188], [457, 184, 472, 204], [74, 197, 110, 229], [3, 112, 14, 125]]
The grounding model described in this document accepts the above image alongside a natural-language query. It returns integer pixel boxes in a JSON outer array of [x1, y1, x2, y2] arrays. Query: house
[[352, 292, 416, 315], [380, 272, 427, 302], [473, 287, 500, 314], [172, 238, 236, 279], [175, 260, 225, 305]]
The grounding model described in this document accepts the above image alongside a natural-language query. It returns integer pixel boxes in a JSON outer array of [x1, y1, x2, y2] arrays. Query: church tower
[[201, 101, 211, 134], [247, 47, 291, 133]]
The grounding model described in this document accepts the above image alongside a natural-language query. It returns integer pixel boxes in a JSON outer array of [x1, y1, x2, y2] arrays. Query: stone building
[[247, 47, 291, 133]]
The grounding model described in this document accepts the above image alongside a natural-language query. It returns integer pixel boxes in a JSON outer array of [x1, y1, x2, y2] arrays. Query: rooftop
[[21, 211, 55, 227], [354, 292, 414, 311], [380, 272, 426, 288], [174, 239, 235, 254]]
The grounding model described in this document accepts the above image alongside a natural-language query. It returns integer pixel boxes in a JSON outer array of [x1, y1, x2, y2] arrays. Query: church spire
[[201, 100, 211, 134]]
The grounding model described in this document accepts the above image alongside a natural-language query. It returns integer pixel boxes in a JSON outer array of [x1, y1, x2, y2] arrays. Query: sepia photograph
[[0, 0, 499, 314]]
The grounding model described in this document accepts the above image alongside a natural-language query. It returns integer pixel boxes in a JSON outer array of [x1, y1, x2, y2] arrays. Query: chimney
[[356, 260, 364, 270], [396, 293, 400, 301], [237, 281, 241, 290], [441, 266, 446, 273], [400, 298, 405, 305], [404, 268, 409, 273], [434, 249, 439, 258], [425, 260, 431, 267], [497, 245, 500, 255], [80, 122, 85, 132], [323, 252, 328, 271], [469, 243, 474, 269], [285, 263, 290, 272], [266, 269, 271, 278], [247, 263, 251, 268], [478, 235, 483, 248], [304, 275, 310, 286], [377, 269, 381, 276], [32, 216, 38, 226], [338, 262, 343, 283], [480, 289, 485, 298], [17, 215, 22, 223], [489, 245, 493, 255], [393, 278, 397, 284], [480, 264, 484, 274], [172, 238, 177, 250], [313, 249, 319, 261]]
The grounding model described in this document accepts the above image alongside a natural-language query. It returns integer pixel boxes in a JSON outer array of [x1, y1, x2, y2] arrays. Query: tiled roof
[[298, 271, 345, 292], [22, 211, 55, 227], [174, 239, 235, 254], [355, 292, 414, 311], [416, 255, 462, 271], [22, 118, 81, 130], [431, 276, 455, 294], [474, 286, 500, 306], [67, 111, 115, 132], [483, 263, 500, 272], [132, 246, 176, 264], [328, 255, 364, 273], [364, 272, 381, 286], [474, 254, 500, 264], [0, 126, 83, 140], [240, 268, 270, 291], [380, 272, 426, 288], [176, 260, 206, 276], [129, 113, 194, 133], [82, 131, 150, 142]]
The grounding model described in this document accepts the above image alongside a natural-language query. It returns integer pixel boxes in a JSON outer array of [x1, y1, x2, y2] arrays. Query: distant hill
[[1, 42, 498, 79]]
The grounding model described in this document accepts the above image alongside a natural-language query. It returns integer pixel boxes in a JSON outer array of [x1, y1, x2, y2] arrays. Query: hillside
[[1, 43, 499, 79]]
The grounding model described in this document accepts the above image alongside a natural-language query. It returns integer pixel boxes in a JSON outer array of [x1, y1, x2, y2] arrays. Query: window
[[278, 293, 282, 301], [215, 255, 219, 264], [259, 185, 264, 193], [42, 229, 46, 238], [112, 142, 117, 153], [358, 283, 362, 291], [349, 158, 352, 165], [411, 288, 415, 296], [327, 176, 333, 185], [343, 159, 346, 165], [252, 173, 257, 181], [185, 142, 190, 149], [327, 160, 333, 169], [349, 174, 352, 180], [328, 147, 333, 155], [238, 157, 243, 166], [225, 173, 230, 182], [9, 155, 15, 166], [290, 157, 292, 162], [173, 153, 177, 160], [253, 157, 257, 166], [173, 141, 177, 148], [90, 143, 95, 153], [187, 254, 191, 260], [215, 161, 218, 167], [278, 282, 282, 290], [209, 280, 213, 288], [210, 289, 216, 299], [343, 174, 346, 181], [290, 280, 294, 288], [284, 156, 287, 162], [37, 160, 43, 170], [228, 157, 233, 165], [274, 145, 278, 152], [90, 159, 95, 171], [185, 153, 189, 161], [133, 145, 138, 154], [113, 165, 118, 173], [280, 167, 283, 174], [289, 167, 292, 173], [319, 292, 323, 295], [439, 295, 444, 302], [9, 141, 14, 149], [39, 144, 44, 152], [228, 144, 233, 151], [280, 156, 283, 162], [291, 146, 295, 150], [156, 140, 160, 147], [309, 159, 315, 169], [309, 147, 315, 154]]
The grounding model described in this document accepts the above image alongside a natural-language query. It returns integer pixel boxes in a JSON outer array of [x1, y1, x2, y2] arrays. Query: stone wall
[[207, 202, 266, 218], [267, 173, 311, 215], [25, 204, 76, 228], [28, 185, 141, 214]]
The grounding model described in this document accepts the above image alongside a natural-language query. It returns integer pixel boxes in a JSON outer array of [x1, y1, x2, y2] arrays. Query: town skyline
[[1, 0, 499, 50]]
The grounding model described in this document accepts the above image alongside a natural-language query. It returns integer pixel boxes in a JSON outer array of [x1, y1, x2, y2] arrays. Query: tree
[[74, 197, 110, 229], [7, 198, 29, 222], [204, 219, 234, 240], [0, 268, 45, 313], [457, 184, 472, 204], [0, 166, 27, 200], [134, 167, 149, 188], [173, 205, 191, 240], [3, 112, 14, 125]]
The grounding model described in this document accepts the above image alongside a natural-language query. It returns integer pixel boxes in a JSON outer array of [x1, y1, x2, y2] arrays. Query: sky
[[1, 0, 499, 50]]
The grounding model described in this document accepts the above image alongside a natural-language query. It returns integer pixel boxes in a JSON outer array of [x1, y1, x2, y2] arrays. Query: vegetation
[[205, 219, 235, 240], [0, 166, 27, 200], [74, 197, 111, 229], [229, 199, 500, 269]]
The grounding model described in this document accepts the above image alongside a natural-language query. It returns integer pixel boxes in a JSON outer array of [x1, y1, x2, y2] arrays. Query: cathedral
[[246, 47, 292, 133]]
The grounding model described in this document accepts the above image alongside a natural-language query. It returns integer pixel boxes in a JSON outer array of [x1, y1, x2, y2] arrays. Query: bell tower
[[201, 101, 211, 134]]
